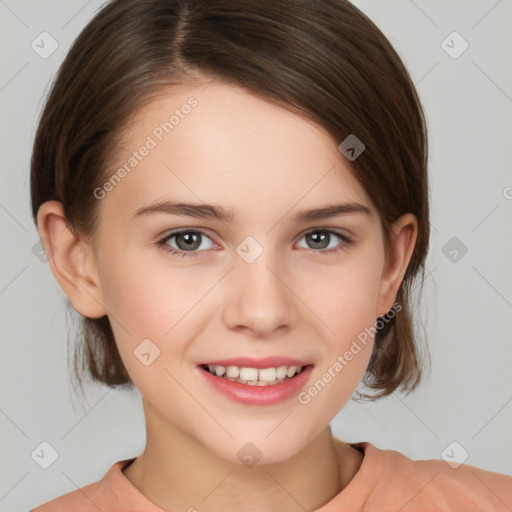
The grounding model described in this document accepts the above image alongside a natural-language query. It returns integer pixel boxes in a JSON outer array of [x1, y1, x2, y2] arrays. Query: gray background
[[1, 1, 511, 510]]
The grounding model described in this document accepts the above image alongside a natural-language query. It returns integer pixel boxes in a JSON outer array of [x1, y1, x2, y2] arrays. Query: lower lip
[[197, 365, 313, 406]]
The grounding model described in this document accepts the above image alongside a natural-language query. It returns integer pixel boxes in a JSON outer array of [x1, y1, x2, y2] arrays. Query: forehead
[[100, 81, 373, 221]]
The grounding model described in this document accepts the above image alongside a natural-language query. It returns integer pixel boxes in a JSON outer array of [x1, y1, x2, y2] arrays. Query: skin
[[37, 81, 417, 512]]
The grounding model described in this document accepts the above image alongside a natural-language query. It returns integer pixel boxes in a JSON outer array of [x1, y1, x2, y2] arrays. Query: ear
[[376, 213, 418, 317], [36, 200, 107, 318]]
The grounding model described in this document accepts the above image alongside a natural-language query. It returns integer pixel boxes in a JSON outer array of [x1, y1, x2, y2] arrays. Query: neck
[[123, 402, 363, 512]]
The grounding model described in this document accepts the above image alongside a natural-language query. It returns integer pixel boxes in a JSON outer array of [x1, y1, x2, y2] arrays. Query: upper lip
[[198, 357, 313, 369]]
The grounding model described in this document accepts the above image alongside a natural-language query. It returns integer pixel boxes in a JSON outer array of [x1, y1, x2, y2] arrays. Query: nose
[[221, 249, 297, 337]]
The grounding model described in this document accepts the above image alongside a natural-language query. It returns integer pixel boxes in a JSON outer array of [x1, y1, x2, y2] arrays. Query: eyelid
[[299, 226, 352, 240], [158, 226, 351, 244], [158, 228, 218, 248], [157, 226, 354, 258]]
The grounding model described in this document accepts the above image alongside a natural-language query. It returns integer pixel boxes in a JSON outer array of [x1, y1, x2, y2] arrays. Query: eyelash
[[156, 228, 353, 259]]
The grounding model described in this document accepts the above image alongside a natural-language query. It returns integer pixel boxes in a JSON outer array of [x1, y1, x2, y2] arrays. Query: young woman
[[30, 0, 512, 510]]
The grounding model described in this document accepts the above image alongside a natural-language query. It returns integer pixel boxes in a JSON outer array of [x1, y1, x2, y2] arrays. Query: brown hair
[[30, 0, 430, 400]]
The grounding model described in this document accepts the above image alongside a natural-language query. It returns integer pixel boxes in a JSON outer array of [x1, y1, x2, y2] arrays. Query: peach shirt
[[31, 442, 512, 511]]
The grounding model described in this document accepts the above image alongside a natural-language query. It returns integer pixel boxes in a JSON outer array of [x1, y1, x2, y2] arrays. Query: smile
[[196, 360, 314, 406], [202, 364, 305, 386]]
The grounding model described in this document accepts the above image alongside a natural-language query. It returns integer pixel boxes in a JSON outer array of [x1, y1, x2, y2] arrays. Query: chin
[[202, 430, 313, 467]]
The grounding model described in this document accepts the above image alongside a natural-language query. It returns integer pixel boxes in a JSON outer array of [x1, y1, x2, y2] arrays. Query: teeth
[[239, 367, 258, 381], [276, 365, 288, 379], [226, 366, 240, 378], [214, 365, 226, 377], [286, 366, 298, 378], [258, 367, 277, 382], [204, 364, 304, 384]]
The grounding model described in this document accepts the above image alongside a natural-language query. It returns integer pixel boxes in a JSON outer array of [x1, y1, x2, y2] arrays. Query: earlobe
[[36, 200, 107, 319], [376, 213, 418, 317]]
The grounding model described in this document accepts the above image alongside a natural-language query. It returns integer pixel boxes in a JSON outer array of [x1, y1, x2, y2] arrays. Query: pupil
[[307, 231, 329, 249], [177, 232, 200, 251]]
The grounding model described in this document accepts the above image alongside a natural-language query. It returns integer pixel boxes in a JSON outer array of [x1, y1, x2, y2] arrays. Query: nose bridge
[[222, 235, 295, 335]]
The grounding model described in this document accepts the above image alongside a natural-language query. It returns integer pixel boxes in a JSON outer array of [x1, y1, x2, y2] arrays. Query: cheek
[[307, 246, 383, 347], [98, 245, 216, 336], [96, 245, 221, 384], [329, 268, 380, 341], [296, 247, 382, 410]]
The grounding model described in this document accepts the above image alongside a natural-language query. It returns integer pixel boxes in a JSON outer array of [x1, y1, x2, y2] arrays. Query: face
[[87, 81, 391, 464]]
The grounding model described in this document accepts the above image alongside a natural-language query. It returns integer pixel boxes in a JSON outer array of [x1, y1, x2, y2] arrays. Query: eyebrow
[[132, 200, 371, 223]]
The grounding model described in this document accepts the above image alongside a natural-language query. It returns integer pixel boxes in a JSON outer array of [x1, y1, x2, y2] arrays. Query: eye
[[156, 227, 353, 259], [157, 229, 215, 258], [296, 229, 352, 253]]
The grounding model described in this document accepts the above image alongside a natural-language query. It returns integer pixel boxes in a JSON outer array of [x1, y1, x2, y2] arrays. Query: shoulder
[[29, 479, 107, 512], [361, 442, 512, 511], [29, 458, 149, 512]]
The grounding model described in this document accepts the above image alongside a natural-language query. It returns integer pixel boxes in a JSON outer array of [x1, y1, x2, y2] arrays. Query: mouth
[[199, 363, 312, 387], [196, 359, 315, 405]]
